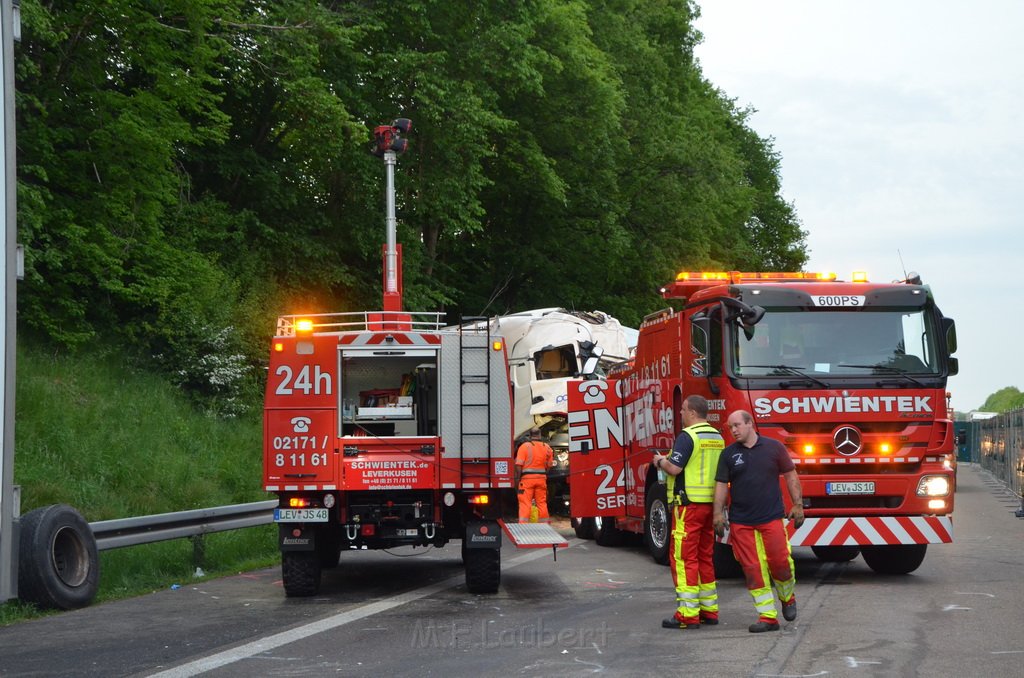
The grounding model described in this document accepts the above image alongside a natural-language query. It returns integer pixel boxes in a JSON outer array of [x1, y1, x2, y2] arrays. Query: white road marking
[[146, 546, 560, 677]]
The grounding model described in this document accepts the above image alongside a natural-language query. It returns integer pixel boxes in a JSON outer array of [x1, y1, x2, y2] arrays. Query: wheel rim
[[650, 500, 668, 550], [50, 526, 90, 588]]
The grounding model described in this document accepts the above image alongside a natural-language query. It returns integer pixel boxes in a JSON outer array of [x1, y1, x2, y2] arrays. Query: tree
[[14, 0, 809, 411], [980, 387, 1024, 413]]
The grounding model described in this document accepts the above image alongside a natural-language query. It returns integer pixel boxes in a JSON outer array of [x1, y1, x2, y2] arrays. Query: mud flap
[[279, 524, 315, 551], [465, 520, 502, 549]]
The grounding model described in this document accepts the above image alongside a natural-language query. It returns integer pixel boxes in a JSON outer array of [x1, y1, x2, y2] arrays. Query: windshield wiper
[[739, 364, 829, 388], [837, 364, 924, 387]]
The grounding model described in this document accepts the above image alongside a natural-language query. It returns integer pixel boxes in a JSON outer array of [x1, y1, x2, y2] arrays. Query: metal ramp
[[499, 519, 569, 560]]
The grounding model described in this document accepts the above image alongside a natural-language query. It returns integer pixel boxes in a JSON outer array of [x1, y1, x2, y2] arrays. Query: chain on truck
[[263, 119, 565, 597], [567, 269, 958, 576]]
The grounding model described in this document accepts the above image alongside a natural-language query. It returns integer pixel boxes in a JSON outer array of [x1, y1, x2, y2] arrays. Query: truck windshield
[[731, 307, 941, 376]]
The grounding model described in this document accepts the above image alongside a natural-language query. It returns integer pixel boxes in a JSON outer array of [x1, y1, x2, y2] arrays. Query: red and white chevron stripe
[[788, 516, 953, 546], [339, 332, 441, 345]]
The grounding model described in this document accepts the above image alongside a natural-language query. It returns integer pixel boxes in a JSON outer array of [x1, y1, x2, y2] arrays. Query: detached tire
[[465, 548, 501, 593], [18, 504, 99, 610], [282, 551, 322, 597]]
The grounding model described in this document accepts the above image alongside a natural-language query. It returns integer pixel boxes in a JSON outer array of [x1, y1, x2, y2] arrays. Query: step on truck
[[568, 270, 958, 575], [263, 119, 565, 597]]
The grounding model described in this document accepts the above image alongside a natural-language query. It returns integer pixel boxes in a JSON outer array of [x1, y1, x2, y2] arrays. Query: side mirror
[[947, 356, 958, 376], [942, 317, 957, 354], [579, 342, 604, 377], [740, 305, 766, 328]]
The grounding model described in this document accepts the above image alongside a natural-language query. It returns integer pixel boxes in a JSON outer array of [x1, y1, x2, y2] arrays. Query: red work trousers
[[668, 502, 717, 622], [729, 519, 796, 622]]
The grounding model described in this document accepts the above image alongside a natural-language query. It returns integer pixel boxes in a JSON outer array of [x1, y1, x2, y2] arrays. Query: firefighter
[[515, 427, 554, 522], [654, 394, 725, 630], [713, 409, 805, 633]]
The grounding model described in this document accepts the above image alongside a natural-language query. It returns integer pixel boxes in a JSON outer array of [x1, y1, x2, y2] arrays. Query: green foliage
[[980, 387, 1024, 413], [15, 0, 808, 396], [14, 344, 265, 517]]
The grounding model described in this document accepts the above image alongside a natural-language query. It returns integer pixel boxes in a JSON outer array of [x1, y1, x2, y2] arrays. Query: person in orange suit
[[516, 427, 554, 522]]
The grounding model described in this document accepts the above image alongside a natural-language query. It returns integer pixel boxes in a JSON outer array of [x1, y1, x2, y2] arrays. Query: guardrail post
[[190, 535, 205, 571]]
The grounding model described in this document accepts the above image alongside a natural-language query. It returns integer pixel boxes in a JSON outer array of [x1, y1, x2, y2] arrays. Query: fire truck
[[568, 270, 958, 575], [263, 119, 565, 597]]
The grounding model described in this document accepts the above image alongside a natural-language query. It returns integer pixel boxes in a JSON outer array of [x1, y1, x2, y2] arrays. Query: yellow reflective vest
[[667, 421, 725, 504]]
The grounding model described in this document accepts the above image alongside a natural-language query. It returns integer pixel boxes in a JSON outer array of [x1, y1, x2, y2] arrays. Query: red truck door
[[568, 379, 628, 515]]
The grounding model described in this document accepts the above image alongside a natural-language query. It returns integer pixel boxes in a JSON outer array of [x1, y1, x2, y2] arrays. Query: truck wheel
[[594, 516, 623, 547], [811, 545, 860, 562], [644, 487, 670, 565], [712, 541, 743, 579], [282, 551, 322, 596], [18, 504, 99, 610], [464, 548, 500, 593], [317, 529, 342, 570], [572, 517, 596, 540], [861, 544, 927, 575]]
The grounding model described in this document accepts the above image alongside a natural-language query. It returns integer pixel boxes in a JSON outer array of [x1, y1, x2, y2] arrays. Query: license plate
[[398, 529, 419, 537], [825, 481, 875, 495], [274, 508, 329, 522]]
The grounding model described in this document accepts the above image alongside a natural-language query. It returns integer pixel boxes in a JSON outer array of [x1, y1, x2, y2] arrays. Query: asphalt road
[[1, 464, 1022, 677]]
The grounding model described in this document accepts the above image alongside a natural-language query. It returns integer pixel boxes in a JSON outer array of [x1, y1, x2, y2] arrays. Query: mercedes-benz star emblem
[[833, 426, 862, 456]]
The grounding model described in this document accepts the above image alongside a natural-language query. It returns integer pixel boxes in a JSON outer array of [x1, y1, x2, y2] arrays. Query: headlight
[[916, 475, 950, 497]]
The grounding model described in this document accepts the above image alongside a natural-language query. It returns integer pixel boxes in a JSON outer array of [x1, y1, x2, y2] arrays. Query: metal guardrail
[[89, 500, 278, 551]]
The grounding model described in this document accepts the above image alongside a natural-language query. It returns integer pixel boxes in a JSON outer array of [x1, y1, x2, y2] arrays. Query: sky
[[693, 0, 1023, 412]]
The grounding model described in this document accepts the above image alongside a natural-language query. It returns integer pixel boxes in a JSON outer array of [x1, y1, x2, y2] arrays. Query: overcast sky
[[693, 0, 1023, 412]]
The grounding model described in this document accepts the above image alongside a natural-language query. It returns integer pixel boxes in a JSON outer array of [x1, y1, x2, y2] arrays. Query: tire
[[572, 517, 596, 540], [282, 551, 322, 597], [594, 516, 624, 547], [712, 541, 743, 579], [317, 529, 342, 570], [861, 544, 928, 575], [18, 504, 99, 610], [644, 486, 670, 565], [464, 548, 501, 593], [812, 545, 860, 562]]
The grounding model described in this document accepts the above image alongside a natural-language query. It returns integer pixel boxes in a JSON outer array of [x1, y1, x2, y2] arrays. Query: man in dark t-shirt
[[713, 410, 804, 633]]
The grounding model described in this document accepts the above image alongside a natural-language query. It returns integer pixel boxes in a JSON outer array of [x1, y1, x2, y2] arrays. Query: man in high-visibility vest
[[653, 394, 725, 629], [515, 427, 554, 522], [713, 409, 804, 633]]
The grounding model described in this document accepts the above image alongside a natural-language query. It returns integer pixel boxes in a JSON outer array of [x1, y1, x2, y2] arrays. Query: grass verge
[[1, 343, 277, 625]]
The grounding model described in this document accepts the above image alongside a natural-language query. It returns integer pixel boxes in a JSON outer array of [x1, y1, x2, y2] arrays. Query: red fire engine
[[263, 120, 565, 597], [568, 270, 958, 575]]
